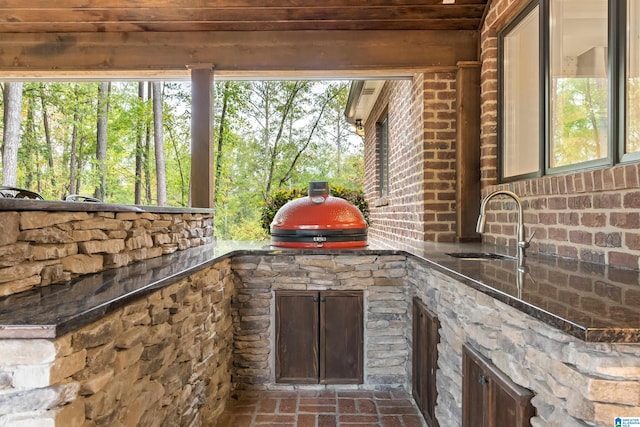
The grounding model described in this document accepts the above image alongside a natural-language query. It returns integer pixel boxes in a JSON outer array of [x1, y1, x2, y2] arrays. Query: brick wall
[[480, 0, 640, 269], [365, 79, 423, 250], [364, 72, 457, 251], [363, 15, 640, 268], [423, 72, 457, 243]]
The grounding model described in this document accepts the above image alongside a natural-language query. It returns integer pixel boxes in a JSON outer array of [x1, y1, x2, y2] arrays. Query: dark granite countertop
[[0, 240, 638, 343], [0, 198, 214, 214], [0, 244, 227, 338], [407, 242, 640, 343]]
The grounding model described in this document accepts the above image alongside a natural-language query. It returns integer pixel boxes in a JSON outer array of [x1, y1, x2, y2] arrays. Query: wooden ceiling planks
[[0, 0, 486, 75], [0, 0, 488, 33]]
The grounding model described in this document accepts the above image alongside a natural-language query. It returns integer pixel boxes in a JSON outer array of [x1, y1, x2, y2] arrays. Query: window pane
[[549, 0, 609, 168], [378, 115, 389, 196], [502, 6, 540, 178], [627, 0, 640, 154]]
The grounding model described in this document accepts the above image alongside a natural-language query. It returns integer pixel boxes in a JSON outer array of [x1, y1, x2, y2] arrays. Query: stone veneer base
[[2, 252, 640, 426], [0, 261, 233, 427]]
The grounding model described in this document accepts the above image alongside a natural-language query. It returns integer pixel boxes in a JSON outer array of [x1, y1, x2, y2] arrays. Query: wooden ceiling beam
[[0, 19, 482, 33], [0, 30, 479, 74], [0, 0, 487, 8], [1, 5, 486, 22]]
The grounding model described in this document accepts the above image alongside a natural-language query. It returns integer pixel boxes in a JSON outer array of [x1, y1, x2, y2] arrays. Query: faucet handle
[[519, 230, 536, 249], [526, 230, 536, 244]]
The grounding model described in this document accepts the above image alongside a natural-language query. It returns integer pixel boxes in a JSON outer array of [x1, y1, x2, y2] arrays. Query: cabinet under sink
[[462, 344, 535, 427]]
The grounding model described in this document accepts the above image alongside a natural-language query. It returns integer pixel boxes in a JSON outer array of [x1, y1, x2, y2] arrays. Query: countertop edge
[[0, 246, 235, 339], [53, 253, 234, 338], [404, 253, 593, 342], [0, 198, 214, 214], [0, 245, 637, 343]]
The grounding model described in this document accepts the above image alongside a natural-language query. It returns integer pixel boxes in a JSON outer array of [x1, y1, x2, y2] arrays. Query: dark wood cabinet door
[[462, 345, 489, 427], [488, 354, 536, 427], [493, 384, 521, 426], [276, 290, 363, 384], [320, 291, 363, 384], [275, 291, 319, 383], [463, 344, 534, 427], [412, 298, 440, 427]]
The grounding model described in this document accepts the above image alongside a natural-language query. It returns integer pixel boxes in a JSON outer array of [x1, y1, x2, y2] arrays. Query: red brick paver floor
[[217, 389, 426, 427]]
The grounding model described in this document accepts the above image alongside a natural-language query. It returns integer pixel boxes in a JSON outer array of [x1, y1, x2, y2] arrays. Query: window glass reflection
[[549, 0, 609, 168]]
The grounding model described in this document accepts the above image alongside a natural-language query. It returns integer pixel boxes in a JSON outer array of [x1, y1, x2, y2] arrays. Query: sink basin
[[445, 252, 516, 261]]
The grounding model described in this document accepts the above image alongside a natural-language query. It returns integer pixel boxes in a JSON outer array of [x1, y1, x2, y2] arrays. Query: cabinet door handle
[[320, 296, 326, 302], [478, 374, 489, 385]]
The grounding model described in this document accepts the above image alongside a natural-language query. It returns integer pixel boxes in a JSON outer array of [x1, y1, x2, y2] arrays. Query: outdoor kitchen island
[[0, 201, 638, 426]]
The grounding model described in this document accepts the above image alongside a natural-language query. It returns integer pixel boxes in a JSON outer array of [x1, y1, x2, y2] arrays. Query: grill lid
[[270, 181, 367, 248]]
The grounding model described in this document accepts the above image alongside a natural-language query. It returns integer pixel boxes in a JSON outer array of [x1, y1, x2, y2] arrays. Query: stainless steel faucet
[[476, 190, 530, 260]]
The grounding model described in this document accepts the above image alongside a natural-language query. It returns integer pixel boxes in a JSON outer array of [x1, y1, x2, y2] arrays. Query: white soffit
[[354, 80, 385, 123]]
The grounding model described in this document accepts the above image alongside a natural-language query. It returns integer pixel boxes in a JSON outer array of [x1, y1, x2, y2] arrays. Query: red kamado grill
[[270, 181, 367, 249]]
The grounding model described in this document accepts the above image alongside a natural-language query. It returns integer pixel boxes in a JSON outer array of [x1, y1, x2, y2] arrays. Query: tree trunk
[[152, 81, 167, 206], [135, 82, 145, 204], [25, 97, 39, 192], [166, 122, 186, 206], [69, 86, 81, 195], [2, 82, 23, 186], [264, 81, 303, 199], [214, 80, 231, 205], [145, 82, 152, 205], [94, 82, 110, 201], [76, 135, 85, 193], [39, 83, 55, 188], [278, 89, 336, 188], [69, 108, 78, 195]]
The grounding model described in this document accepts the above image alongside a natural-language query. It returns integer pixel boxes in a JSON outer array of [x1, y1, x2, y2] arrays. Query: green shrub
[[260, 185, 370, 234]]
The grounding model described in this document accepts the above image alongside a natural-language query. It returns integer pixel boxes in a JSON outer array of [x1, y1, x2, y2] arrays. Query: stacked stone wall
[[0, 211, 213, 298], [0, 260, 232, 427], [230, 253, 410, 390], [407, 257, 640, 427]]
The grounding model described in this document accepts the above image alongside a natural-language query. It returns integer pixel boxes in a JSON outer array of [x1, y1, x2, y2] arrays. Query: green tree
[[212, 80, 363, 240], [0, 79, 363, 242], [163, 82, 192, 207], [552, 77, 608, 167], [627, 78, 640, 153]]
